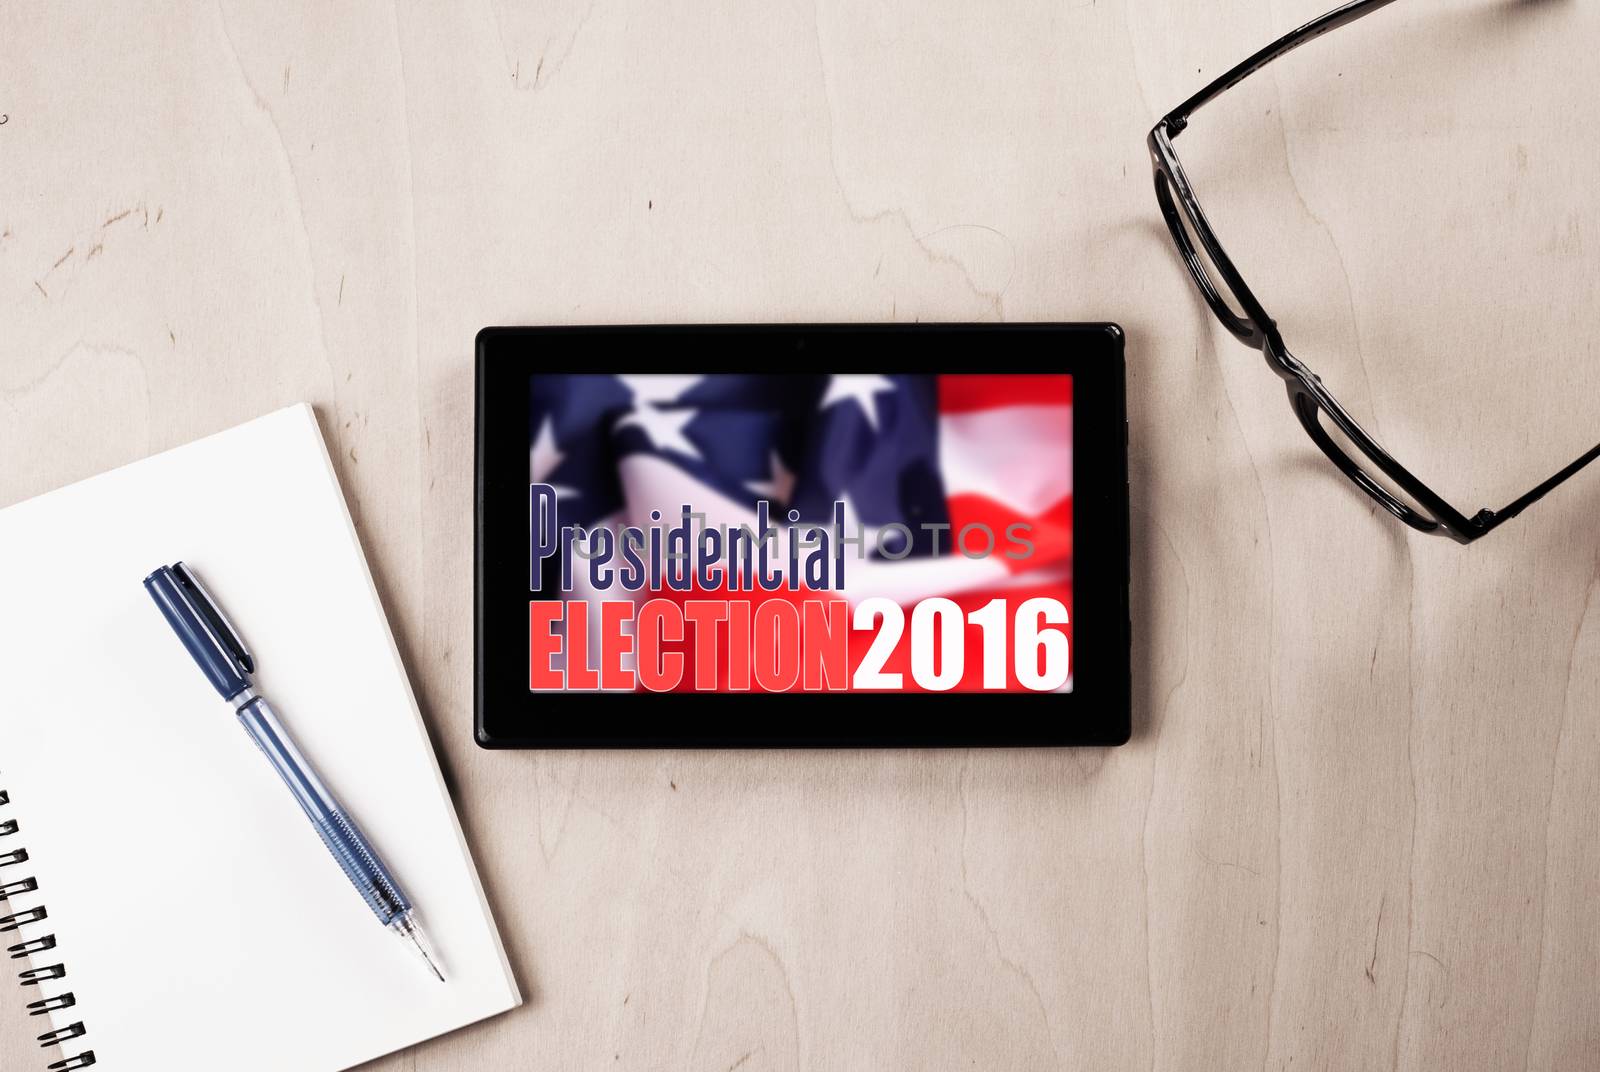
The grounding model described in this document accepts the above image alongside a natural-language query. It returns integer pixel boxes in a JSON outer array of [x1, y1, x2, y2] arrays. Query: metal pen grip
[[236, 697, 412, 926], [308, 810, 412, 925]]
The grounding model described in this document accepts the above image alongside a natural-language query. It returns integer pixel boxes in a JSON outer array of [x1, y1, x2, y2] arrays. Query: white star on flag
[[530, 417, 580, 500], [746, 449, 796, 505], [618, 375, 704, 406], [616, 405, 702, 460], [819, 374, 896, 431]]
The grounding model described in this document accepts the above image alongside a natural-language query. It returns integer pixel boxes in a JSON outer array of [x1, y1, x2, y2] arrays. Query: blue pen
[[144, 561, 445, 982]]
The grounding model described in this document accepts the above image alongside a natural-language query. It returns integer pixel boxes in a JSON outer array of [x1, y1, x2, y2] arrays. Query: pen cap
[[144, 563, 254, 701]]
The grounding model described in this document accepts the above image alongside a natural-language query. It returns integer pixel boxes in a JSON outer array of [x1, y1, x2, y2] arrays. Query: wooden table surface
[[4, 1, 1598, 1069]]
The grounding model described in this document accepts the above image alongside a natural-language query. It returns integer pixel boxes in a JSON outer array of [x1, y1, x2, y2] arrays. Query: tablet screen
[[476, 323, 1127, 746], [526, 372, 1073, 694]]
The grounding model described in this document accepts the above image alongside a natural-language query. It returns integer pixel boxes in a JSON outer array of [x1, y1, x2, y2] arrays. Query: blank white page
[[0, 405, 519, 1070]]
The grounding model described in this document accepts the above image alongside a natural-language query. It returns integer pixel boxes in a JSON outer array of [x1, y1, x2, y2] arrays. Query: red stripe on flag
[[937, 374, 1072, 413], [946, 492, 1072, 573]]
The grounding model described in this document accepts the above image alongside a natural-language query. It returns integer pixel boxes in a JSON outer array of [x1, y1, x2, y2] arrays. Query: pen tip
[[395, 915, 447, 983], [411, 931, 445, 982]]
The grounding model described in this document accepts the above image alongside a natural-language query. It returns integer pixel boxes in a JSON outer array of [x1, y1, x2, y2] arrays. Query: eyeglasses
[[1148, 0, 1600, 543]]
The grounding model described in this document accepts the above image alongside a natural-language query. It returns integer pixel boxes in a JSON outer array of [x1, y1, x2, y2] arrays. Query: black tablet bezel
[[475, 324, 1129, 747]]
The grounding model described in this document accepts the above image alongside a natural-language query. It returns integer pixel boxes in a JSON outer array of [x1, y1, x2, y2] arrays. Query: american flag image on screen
[[529, 372, 1072, 692]]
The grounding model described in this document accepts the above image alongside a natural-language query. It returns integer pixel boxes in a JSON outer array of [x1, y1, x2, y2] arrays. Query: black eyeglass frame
[[1147, 0, 1600, 543]]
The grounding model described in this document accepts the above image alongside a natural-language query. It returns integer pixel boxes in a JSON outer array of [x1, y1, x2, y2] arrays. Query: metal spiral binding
[[0, 782, 95, 1070]]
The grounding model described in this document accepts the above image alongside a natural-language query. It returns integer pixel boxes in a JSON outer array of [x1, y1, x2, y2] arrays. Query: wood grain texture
[[3, 1, 1598, 1069]]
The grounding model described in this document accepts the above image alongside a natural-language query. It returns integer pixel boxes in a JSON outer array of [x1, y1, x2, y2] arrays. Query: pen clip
[[171, 562, 255, 675]]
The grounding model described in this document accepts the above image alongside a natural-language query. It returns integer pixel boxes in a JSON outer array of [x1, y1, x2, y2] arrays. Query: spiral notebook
[[0, 405, 520, 1071]]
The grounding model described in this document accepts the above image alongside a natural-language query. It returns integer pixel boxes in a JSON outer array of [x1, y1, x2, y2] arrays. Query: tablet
[[475, 324, 1129, 746]]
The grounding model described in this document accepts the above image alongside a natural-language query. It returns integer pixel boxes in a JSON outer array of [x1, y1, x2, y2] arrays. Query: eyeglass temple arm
[[1478, 440, 1600, 532], [1165, 0, 1405, 129]]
